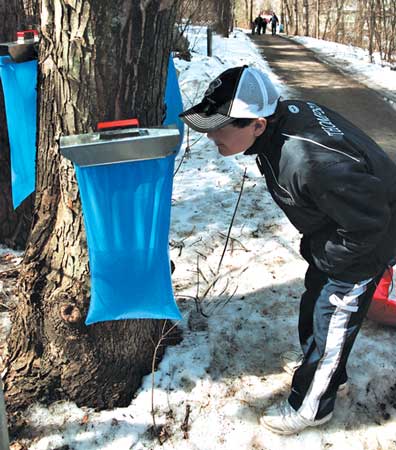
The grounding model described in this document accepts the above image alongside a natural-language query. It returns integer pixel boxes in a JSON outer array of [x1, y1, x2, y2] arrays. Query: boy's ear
[[254, 118, 267, 136]]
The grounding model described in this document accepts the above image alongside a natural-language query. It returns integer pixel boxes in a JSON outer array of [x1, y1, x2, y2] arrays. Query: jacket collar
[[244, 102, 286, 155]]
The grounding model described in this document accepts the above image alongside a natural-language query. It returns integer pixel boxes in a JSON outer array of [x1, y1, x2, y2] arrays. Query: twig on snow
[[218, 232, 250, 253], [217, 168, 247, 274], [181, 404, 191, 439], [208, 284, 239, 315], [151, 320, 179, 444]]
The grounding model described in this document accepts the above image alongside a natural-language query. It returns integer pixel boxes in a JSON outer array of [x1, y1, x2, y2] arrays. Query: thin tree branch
[[217, 168, 247, 274]]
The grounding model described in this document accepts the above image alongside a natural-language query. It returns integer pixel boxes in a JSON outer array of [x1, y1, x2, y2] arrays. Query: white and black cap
[[179, 65, 280, 133]]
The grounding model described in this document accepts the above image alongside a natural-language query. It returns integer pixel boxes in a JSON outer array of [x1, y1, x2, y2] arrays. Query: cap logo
[[205, 78, 222, 97], [288, 105, 300, 114]]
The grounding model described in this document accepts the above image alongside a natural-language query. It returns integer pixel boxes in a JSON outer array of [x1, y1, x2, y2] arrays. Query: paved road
[[250, 34, 396, 160]]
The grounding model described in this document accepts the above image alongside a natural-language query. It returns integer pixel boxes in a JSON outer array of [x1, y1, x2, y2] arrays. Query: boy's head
[[179, 66, 280, 156]]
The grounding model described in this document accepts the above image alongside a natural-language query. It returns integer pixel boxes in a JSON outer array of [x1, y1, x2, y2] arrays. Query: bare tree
[[293, 0, 299, 35], [260, 0, 394, 64], [315, 0, 320, 38], [303, 0, 309, 36], [5, 0, 180, 415], [387, 0, 396, 62], [353, 0, 365, 47], [215, 0, 236, 37], [283, 0, 294, 35], [280, 0, 286, 30], [244, 0, 250, 26], [368, 0, 376, 61]]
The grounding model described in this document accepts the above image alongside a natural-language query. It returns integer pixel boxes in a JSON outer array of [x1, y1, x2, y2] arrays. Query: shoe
[[260, 400, 332, 435], [280, 351, 349, 397]]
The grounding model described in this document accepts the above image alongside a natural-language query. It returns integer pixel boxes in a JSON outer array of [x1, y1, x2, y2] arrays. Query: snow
[[3, 28, 396, 449]]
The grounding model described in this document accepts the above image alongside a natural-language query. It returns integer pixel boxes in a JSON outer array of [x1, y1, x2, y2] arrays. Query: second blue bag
[[0, 56, 37, 209]]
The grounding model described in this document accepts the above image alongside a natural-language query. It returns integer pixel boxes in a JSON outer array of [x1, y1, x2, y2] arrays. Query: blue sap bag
[[164, 56, 184, 139], [77, 55, 184, 324], [0, 56, 37, 209]]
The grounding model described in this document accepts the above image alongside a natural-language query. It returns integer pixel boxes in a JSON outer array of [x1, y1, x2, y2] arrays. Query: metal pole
[[0, 381, 9, 450], [207, 27, 212, 57]]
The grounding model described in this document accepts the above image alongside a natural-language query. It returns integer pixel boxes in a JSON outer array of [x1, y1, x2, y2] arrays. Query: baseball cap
[[179, 65, 280, 133]]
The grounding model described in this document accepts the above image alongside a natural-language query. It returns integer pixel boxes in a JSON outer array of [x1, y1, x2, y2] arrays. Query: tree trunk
[[333, 0, 344, 42], [5, 0, 180, 417], [322, 7, 331, 39], [293, 0, 299, 35], [388, 0, 396, 62], [250, 0, 253, 31], [280, 0, 285, 30], [215, 0, 233, 37], [303, 0, 309, 36], [355, 0, 365, 47], [374, 0, 384, 60], [0, 0, 35, 249], [244, 0, 249, 27], [368, 0, 376, 62], [284, 0, 293, 35]]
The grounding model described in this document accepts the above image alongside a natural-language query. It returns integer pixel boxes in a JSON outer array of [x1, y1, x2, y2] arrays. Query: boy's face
[[206, 119, 266, 156]]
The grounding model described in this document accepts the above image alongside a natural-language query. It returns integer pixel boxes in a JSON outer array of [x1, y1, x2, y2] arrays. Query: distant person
[[179, 65, 396, 435], [271, 12, 279, 35], [262, 16, 268, 34], [254, 15, 264, 35]]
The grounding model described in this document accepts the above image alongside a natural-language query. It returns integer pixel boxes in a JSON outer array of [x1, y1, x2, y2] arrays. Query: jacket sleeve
[[307, 161, 391, 277]]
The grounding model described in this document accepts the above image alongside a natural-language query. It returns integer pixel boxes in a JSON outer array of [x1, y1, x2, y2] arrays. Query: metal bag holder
[[60, 119, 180, 167], [60, 119, 182, 325], [0, 29, 38, 63], [0, 30, 38, 209]]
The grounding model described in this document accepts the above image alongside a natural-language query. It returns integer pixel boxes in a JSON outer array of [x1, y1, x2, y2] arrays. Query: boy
[[179, 65, 396, 434]]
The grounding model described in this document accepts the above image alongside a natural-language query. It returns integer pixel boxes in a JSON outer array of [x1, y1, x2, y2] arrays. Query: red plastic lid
[[97, 118, 140, 131], [16, 30, 39, 39]]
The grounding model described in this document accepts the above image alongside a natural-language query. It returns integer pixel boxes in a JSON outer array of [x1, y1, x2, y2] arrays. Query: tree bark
[[284, 0, 293, 35], [303, 0, 309, 36], [280, 0, 285, 31], [5, 0, 181, 416], [368, 0, 376, 62], [389, 0, 396, 62], [215, 0, 234, 37], [293, 0, 299, 35], [0, 0, 35, 249], [250, 0, 253, 31]]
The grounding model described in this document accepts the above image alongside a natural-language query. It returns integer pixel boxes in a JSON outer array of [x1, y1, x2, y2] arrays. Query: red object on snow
[[367, 266, 396, 327]]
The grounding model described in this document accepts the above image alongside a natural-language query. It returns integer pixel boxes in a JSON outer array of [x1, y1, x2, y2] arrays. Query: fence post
[[207, 27, 212, 57]]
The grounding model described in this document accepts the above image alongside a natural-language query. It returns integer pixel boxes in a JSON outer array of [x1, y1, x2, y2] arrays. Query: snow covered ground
[[3, 28, 396, 450]]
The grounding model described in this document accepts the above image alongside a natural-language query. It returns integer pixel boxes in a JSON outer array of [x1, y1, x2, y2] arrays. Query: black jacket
[[245, 100, 396, 282]]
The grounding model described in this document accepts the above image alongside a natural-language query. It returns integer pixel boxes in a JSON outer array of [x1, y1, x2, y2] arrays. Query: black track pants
[[288, 264, 383, 420]]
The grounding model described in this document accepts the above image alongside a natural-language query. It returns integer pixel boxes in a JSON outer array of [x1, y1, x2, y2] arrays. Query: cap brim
[[179, 103, 234, 133]]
